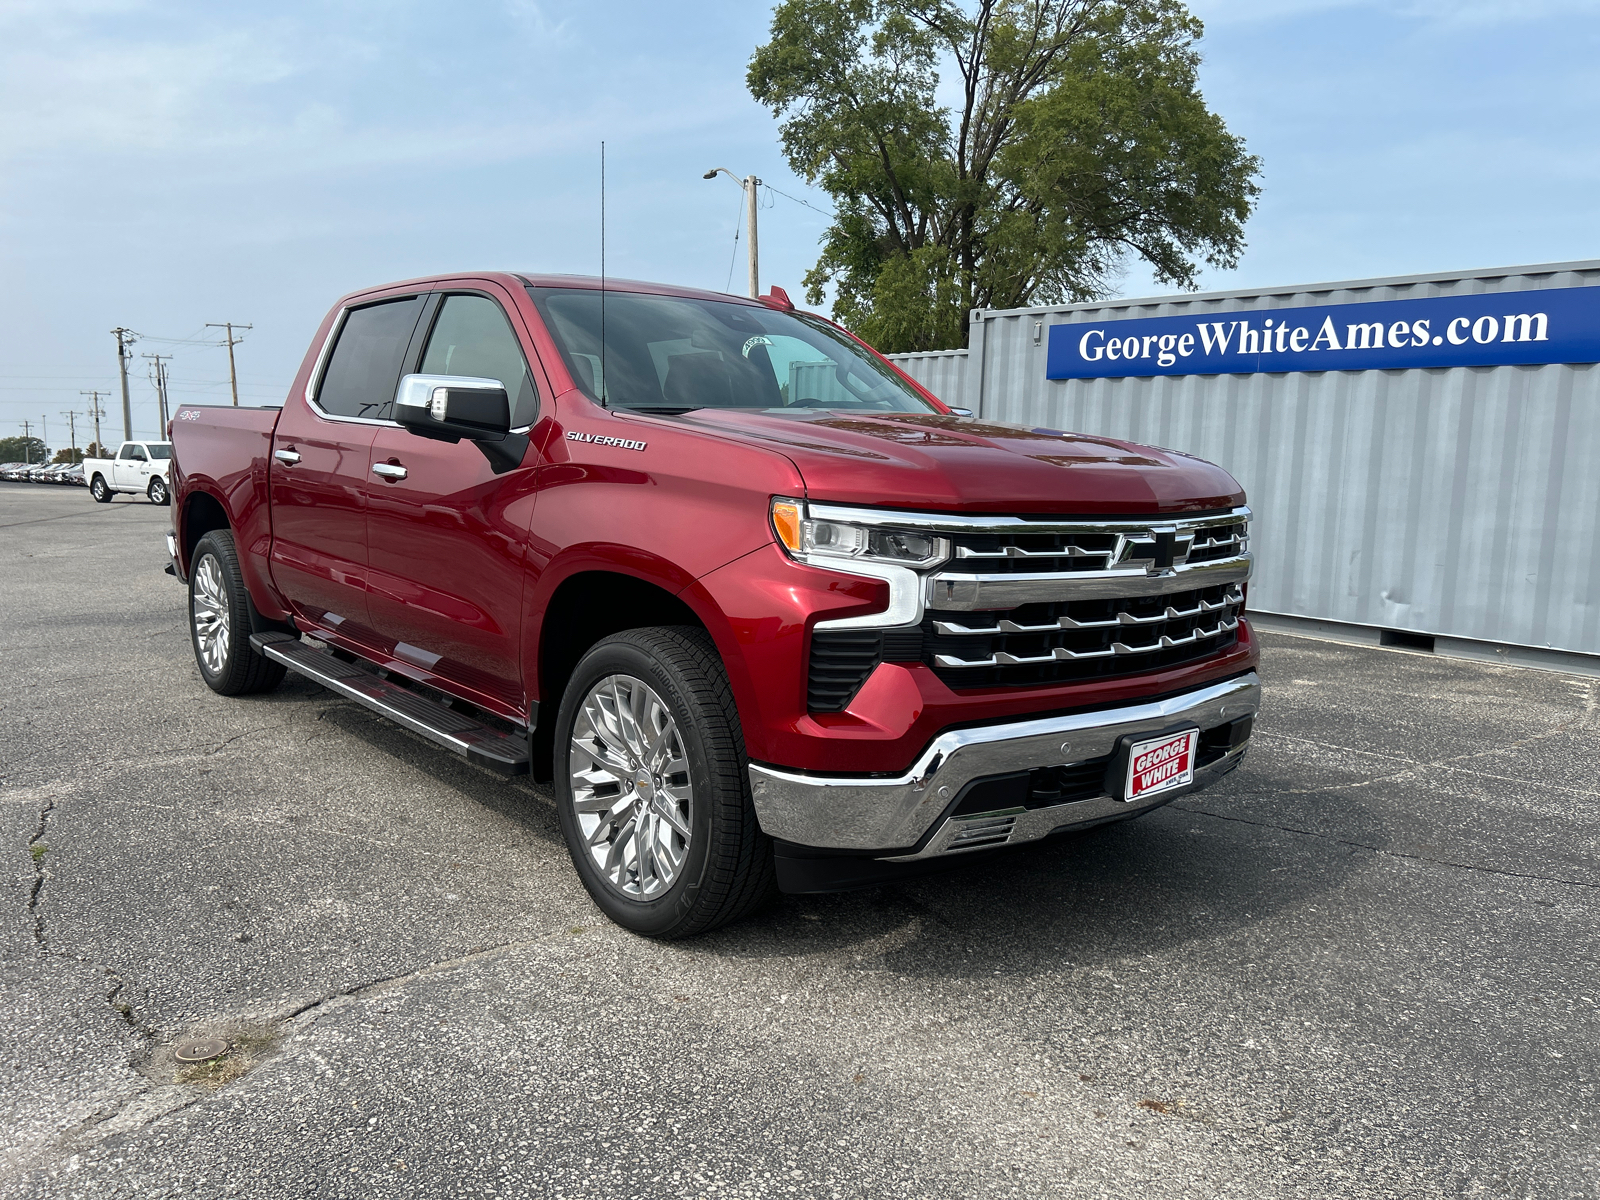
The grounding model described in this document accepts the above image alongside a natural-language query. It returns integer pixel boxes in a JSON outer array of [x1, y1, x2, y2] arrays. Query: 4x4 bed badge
[[567, 430, 647, 452]]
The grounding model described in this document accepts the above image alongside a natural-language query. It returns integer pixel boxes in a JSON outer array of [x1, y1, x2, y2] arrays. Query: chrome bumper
[[748, 672, 1259, 855]]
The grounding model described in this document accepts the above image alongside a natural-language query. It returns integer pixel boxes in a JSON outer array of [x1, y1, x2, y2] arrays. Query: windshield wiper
[[624, 405, 701, 415]]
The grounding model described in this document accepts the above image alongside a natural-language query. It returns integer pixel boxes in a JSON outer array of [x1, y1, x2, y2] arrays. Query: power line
[[763, 183, 835, 218]]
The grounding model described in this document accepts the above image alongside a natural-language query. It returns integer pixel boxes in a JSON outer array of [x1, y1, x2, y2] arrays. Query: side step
[[250, 633, 529, 776]]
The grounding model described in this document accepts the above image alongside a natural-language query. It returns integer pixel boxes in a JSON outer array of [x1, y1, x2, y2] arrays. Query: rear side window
[[419, 295, 540, 429], [316, 297, 425, 420]]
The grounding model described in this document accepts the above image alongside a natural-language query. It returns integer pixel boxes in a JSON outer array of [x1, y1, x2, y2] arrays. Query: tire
[[148, 477, 169, 506], [554, 626, 776, 938], [188, 529, 287, 696], [90, 475, 112, 503]]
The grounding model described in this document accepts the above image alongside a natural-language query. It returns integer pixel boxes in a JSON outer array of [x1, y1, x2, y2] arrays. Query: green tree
[[748, 0, 1261, 351], [0, 435, 48, 464], [52, 447, 86, 464]]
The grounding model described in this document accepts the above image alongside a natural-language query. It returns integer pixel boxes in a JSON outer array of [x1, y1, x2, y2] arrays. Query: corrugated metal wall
[[890, 261, 1600, 657], [886, 349, 971, 410]]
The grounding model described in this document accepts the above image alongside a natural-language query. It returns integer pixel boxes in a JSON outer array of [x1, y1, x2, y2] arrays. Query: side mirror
[[394, 374, 511, 442]]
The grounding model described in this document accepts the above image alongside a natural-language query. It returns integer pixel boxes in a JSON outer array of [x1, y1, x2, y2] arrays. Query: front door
[[363, 290, 543, 719], [268, 295, 425, 642], [113, 443, 149, 490]]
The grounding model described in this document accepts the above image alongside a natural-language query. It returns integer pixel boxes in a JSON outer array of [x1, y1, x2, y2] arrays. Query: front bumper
[[748, 671, 1259, 856]]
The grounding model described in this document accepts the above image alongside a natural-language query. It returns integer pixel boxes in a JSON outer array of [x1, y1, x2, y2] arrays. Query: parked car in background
[[0, 462, 26, 480], [83, 441, 173, 504], [61, 463, 86, 486]]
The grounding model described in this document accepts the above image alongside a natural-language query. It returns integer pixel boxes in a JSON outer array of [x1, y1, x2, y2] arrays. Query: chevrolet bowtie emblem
[[1117, 528, 1194, 575]]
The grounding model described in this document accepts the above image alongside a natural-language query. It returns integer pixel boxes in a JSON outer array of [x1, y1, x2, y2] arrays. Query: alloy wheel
[[191, 553, 231, 675], [567, 673, 694, 901]]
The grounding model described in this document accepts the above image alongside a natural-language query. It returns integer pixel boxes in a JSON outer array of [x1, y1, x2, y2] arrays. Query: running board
[[250, 632, 529, 776]]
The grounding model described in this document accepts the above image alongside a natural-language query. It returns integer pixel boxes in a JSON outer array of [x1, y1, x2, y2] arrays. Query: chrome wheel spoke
[[190, 555, 231, 674], [652, 798, 691, 840], [568, 672, 694, 902]]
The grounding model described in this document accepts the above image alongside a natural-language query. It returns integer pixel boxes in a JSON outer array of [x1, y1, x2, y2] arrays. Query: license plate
[[1124, 728, 1199, 802]]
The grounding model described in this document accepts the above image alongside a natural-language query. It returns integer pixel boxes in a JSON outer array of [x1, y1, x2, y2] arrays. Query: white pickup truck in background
[[85, 440, 173, 505]]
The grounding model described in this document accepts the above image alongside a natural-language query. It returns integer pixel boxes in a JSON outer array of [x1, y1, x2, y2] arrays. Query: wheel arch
[[530, 569, 708, 781], [180, 489, 231, 575]]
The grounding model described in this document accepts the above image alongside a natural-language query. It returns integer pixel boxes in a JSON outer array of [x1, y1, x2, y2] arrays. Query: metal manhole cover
[[173, 1038, 229, 1063]]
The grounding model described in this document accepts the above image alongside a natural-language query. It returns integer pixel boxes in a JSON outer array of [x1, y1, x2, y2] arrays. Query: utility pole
[[206, 322, 252, 406], [41, 414, 47, 460], [143, 352, 172, 430], [112, 328, 137, 441], [80, 391, 108, 456], [59, 409, 80, 462], [19, 419, 33, 464], [703, 168, 762, 297]]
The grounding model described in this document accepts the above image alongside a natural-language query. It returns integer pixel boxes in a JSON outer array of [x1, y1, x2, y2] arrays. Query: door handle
[[372, 462, 407, 481], [274, 448, 301, 466]]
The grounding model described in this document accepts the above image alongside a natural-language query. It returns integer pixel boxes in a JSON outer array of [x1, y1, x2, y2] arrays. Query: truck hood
[[672, 409, 1244, 514]]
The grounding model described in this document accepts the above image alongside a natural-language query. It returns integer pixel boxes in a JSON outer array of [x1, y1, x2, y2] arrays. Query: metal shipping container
[[888, 260, 1600, 663]]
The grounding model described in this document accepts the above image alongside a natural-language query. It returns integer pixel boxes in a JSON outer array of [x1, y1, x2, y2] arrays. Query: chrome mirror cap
[[395, 374, 511, 441]]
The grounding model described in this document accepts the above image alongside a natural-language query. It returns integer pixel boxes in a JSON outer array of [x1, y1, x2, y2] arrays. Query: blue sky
[[2, 0, 1598, 446]]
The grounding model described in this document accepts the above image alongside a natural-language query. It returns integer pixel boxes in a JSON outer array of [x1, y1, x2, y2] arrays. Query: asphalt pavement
[[2, 482, 1596, 1199]]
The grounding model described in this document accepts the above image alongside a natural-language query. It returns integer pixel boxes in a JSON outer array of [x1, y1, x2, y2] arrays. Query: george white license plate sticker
[[1124, 729, 1200, 802]]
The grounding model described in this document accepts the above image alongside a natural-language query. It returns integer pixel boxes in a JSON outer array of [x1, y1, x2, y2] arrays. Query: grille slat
[[924, 581, 1243, 689], [806, 631, 883, 712]]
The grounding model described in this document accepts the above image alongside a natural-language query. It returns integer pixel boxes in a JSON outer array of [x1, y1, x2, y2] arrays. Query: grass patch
[[174, 1029, 280, 1089], [30, 843, 47, 863]]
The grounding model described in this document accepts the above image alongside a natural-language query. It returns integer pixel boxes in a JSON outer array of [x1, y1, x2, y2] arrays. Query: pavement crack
[[104, 970, 158, 1045], [281, 936, 538, 1024], [26, 793, 56, 948], [1174, 804, 1599, 889]]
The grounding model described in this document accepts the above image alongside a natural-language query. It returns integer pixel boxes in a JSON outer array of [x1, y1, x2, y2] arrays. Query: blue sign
[[1046, 284, 1600, 379]]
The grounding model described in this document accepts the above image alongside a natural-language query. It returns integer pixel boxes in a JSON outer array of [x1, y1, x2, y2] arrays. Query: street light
[[704, 167, 761, 298]]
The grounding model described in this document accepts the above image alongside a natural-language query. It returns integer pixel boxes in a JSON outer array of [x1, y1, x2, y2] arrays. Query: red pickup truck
[[167, 272, 1259, 937]]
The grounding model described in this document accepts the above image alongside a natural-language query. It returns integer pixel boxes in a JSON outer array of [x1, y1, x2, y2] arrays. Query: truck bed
[[168, 404, 282, 596]]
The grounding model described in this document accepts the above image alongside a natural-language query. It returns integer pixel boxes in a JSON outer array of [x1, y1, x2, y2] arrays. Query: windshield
[[527, 288, 937, 414], [146, 443, 172, 459]]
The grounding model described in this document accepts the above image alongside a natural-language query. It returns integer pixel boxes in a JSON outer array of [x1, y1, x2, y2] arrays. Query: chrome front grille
[[926, 507, 1251, 610], [923, 582, 1244, 689], [801, 506, 1251, 708]]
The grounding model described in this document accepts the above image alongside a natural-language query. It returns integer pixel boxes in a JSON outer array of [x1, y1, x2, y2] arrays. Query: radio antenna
[[600, 140, 607, 407]]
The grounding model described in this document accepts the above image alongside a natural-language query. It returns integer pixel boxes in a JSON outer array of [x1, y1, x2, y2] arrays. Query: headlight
[[770, 498, 948, 569]]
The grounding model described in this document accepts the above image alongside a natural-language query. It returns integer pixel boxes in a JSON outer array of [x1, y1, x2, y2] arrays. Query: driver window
[[420, 295, 540, 428]]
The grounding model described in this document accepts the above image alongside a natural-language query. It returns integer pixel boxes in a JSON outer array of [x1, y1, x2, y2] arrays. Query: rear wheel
[[555, 627, 775, 938], [189, 530, 286, 696], [90, 475, 112, 503], [148, 477, 169, 506]]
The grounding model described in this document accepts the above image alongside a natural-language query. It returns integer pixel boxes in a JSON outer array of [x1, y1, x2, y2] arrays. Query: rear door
[[268, 294, 426, 642], [363, 287, 544, 718]]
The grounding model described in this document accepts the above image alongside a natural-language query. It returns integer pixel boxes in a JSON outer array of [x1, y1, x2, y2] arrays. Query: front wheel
[[148, 477, 169, 506], [189, 530, 286, 696], [90, 475, 112, 503], [554, 627, 775, 938]]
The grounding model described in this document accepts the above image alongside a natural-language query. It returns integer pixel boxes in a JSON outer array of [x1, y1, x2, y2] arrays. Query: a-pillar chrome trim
[[747, 671, 1259, 851]]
